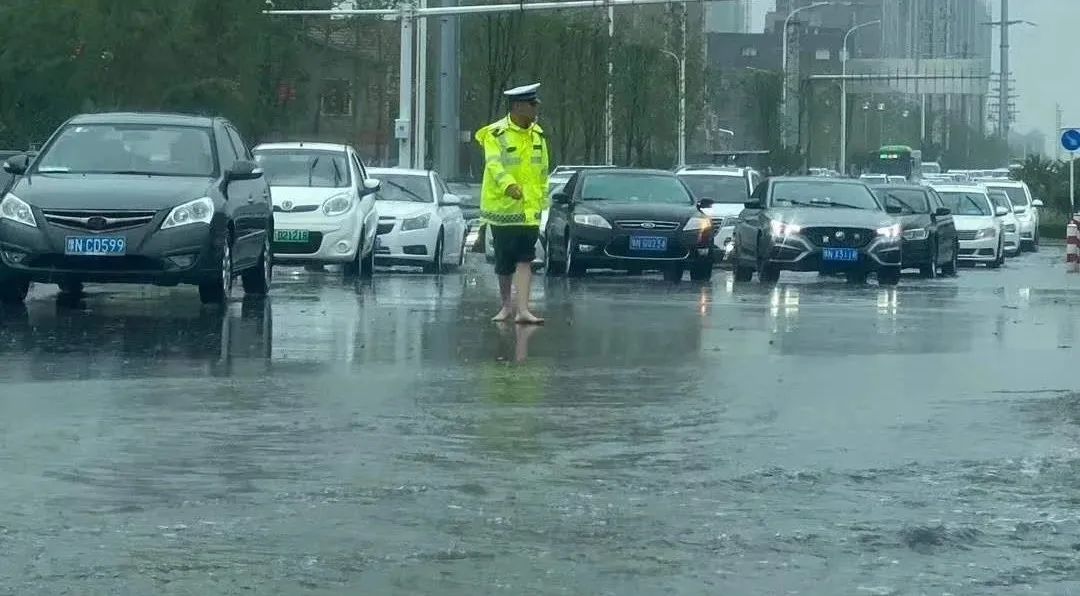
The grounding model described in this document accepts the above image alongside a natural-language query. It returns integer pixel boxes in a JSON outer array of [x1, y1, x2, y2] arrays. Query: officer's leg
[[491, 226, 514, 321], [514, 227, 544, 325]]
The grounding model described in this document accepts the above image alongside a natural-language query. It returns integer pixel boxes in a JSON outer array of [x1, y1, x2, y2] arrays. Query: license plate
[[274, 229, 309, 243], [65, 236, 126, 256], [822, 247, 859, 262], [629, 236, 667, 252]]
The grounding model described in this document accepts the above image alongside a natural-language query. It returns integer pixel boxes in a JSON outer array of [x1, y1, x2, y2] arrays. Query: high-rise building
[[705, 0, 749, 33]]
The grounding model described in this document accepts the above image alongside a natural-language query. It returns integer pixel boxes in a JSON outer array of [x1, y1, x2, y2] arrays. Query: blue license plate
[[822, 247, 858, 262], [65, 236, 126, 256], [630, 236, 667, 252]]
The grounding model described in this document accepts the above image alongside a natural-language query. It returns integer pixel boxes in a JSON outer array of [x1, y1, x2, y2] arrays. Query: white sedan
[[368, 168, 468, 273]]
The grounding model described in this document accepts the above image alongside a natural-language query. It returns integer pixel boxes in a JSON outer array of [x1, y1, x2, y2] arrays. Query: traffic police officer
[[475, 83, 549, 325]]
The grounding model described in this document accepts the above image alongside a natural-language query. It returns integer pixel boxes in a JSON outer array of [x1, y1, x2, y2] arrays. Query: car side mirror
[[696, 198, 715, 209], [994, 205, 1009, 217], [1012, 206, 1026, 214], [934, 207, 951, 217], [884, 204, 903, 215], [743, 200, 763, 210], [440, 193, 461, 206], [226, 160, 263, 181], [360, 178, 381, 195], [3, 154, 30, 175], [1032, 199, 1044, 208], [553, 192, 571, 205]]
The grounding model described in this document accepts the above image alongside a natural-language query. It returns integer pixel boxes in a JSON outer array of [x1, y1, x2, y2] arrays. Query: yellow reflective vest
[[475, 116, 549, 227]]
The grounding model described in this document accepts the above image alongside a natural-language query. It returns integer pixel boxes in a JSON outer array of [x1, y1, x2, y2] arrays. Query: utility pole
[[983, 1, 1035, 141], [436, 0, 460, 178], [605, 0, 615, 165]]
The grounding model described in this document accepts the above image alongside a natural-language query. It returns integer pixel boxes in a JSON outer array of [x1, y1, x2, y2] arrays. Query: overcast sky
[[749, 0, 1076, 153]]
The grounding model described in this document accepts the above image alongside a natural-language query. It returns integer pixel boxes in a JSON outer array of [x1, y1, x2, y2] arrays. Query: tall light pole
[[780, 1, 832, 147], [660, 49, 685, 168], [840, 19, 880, 176]]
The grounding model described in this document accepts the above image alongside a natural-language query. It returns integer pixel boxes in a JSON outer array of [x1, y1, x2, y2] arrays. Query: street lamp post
[[840, 19, 880, 176], [780, 1, 832, 147], [660, 49, 686, 168]]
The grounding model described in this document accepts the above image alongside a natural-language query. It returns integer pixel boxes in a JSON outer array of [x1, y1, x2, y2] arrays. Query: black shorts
[[491, 225, 539, 275]]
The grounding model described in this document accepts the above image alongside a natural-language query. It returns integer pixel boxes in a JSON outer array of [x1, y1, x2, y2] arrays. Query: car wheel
[[242, 235, 272, 295], [360, 233, 376, 278], [941, 241, 959, 276], [566, 232, 585, 277], [987, 241, 1003, 269], [57, 280, 84, 295], [1032, 229, 1041, 252], [457, 233, 467, 268], [0, 277, 31, 305], [663, 264, 684, 282], [878, 267, 901, 286], [919, 240, 938, 278], [199, 236, 233, 305], [545, 236, 566, 276], [689, 260, 713, 282], [424, 231, 445, 274], [731, 243, 753, 282]]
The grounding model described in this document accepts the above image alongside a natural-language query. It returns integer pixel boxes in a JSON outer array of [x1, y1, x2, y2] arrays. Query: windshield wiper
[[307, 157, 320, 186], [382, 179, 427, 202], [101, 170, 167, 176], [817, 201, 868, 210]]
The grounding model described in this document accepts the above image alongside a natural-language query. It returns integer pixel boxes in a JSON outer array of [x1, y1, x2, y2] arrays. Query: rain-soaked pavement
[[4, 249, 1080, 595]]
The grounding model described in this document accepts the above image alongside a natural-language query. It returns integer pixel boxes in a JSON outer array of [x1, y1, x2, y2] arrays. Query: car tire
[[1031, 230, 1040, 252], [987, 241, 1003, 269], [663, 264, 684, 282], [424, 231, 445, 274], [360, 234, 376, 278], [457, 233, 467, 268], [57, 281, 84, 295], [878, 267, 901, 286], [689, 260, 713, 282], [566, 232, 585, 277], [731, 244, 754, 282], [941, 241, 959, 276], [0, 278, 31, 305], [199, 236, 233, 305], [242, 235, 272, 295], [545, 237, 566, 276], [919, 240, 938, 278]]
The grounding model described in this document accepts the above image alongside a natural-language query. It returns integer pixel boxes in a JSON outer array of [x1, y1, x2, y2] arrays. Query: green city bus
[[867, 145, 922, 182]]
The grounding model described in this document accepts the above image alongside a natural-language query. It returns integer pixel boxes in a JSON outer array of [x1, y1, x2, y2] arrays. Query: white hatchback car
[[253, 142, 380, 276], [983, 180, 1043, 251], [368, 168, 468, 273], [676, 166, 760, 262], [931, 185, 1005, 268]]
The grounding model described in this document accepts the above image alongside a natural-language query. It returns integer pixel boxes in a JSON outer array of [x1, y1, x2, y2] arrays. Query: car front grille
[[41, 209, 157, 232], [376, 221, 396, 235], [709, 217, 725, 228], [272, 232, 324, 255], [615, 220, 681, 231], [802, 227, 873, 249], [273, 204, 319, 213], [956, 230, 979, 241]]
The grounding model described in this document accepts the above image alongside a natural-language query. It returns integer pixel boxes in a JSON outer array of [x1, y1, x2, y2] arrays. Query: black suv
[[731, 177, 903, 285], [0, 112, 273, 304]]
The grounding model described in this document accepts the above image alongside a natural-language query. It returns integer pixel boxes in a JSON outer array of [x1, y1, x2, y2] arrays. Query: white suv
[[931, 184, 1005, 268], [983, 180, 1043, 251], [675, 166, 761, 262], [254, 142, 380, 276]]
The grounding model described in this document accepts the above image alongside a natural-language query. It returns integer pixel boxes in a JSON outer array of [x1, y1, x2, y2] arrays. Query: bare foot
[[491, 307, 513, 322], [514, 311, 545, 325]]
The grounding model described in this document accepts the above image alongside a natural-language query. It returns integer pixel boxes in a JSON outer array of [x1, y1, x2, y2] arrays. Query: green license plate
[[275, 229, 309, 243]]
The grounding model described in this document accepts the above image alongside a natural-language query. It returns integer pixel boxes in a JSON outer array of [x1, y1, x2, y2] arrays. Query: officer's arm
[[483, 133, 518, 194]]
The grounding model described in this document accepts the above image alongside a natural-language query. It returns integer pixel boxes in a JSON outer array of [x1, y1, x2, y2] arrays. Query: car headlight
[[1004, 223, 1017, 233], [322, 194, 353, 216], [683, 216, 712, 232], [902, 227, 929, 241], [876, 224, 902, 239], [0, 193, 36, 227], [975, 227, 997, 239], [401, 213, 431, 231], [573, 213, 612, 229], [161, 197, 214, 230], [769, 220, 801, 236]]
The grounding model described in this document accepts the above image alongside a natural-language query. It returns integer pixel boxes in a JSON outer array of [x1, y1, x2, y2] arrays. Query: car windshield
[[876, 188, 930, 214], [580, 173, 692, 205], [938, 191, 991, 216], [986, 185, 1029, 207], [677, 174, 749, 204], [372, 174, 432, 203], [254, 149, 350, 188], [771, 181, 882, 210], [35, 123, 215, 176]]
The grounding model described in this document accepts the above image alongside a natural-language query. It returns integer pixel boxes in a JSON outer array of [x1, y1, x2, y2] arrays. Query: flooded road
[[3, 250, 1080, 595]]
